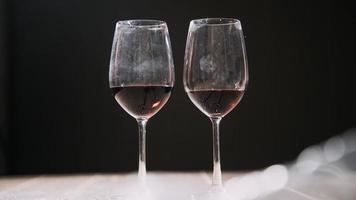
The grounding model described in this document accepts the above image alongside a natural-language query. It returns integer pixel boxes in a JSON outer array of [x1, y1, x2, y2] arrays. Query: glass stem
[[137, 118, 147, 184], [210, 117, 223, 187]]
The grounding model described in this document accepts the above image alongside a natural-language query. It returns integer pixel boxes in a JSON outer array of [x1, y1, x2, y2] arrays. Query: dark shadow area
[[0, 0, 355, 175]]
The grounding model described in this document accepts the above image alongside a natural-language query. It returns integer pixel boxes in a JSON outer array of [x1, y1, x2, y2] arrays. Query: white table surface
[[0, 172, 237, 200], [2, 132, 356, 199], [0, 170, 355, 200]]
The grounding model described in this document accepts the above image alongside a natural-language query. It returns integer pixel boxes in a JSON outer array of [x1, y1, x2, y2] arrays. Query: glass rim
[[116, 19, 167, 28], [190, 18, 241, 26]]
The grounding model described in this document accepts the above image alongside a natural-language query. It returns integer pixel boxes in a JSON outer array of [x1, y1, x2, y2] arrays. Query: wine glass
[[183, 18, 248, 199], [109, 19, 175, 195]]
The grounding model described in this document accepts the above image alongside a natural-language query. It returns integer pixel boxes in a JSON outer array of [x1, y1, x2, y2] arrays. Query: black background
[[0, 0, 355, 175]]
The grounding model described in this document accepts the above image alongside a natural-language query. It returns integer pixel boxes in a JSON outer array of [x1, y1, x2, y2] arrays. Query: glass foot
[[88, 192, 152, 200], [191, 186, 232, 200]]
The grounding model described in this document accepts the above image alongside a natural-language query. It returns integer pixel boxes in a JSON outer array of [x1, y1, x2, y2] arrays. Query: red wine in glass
[[109, 20, 174, 196], [112, 85, 173, 119], [187, 89, 244, 117], [183, 18, 248, 199]]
